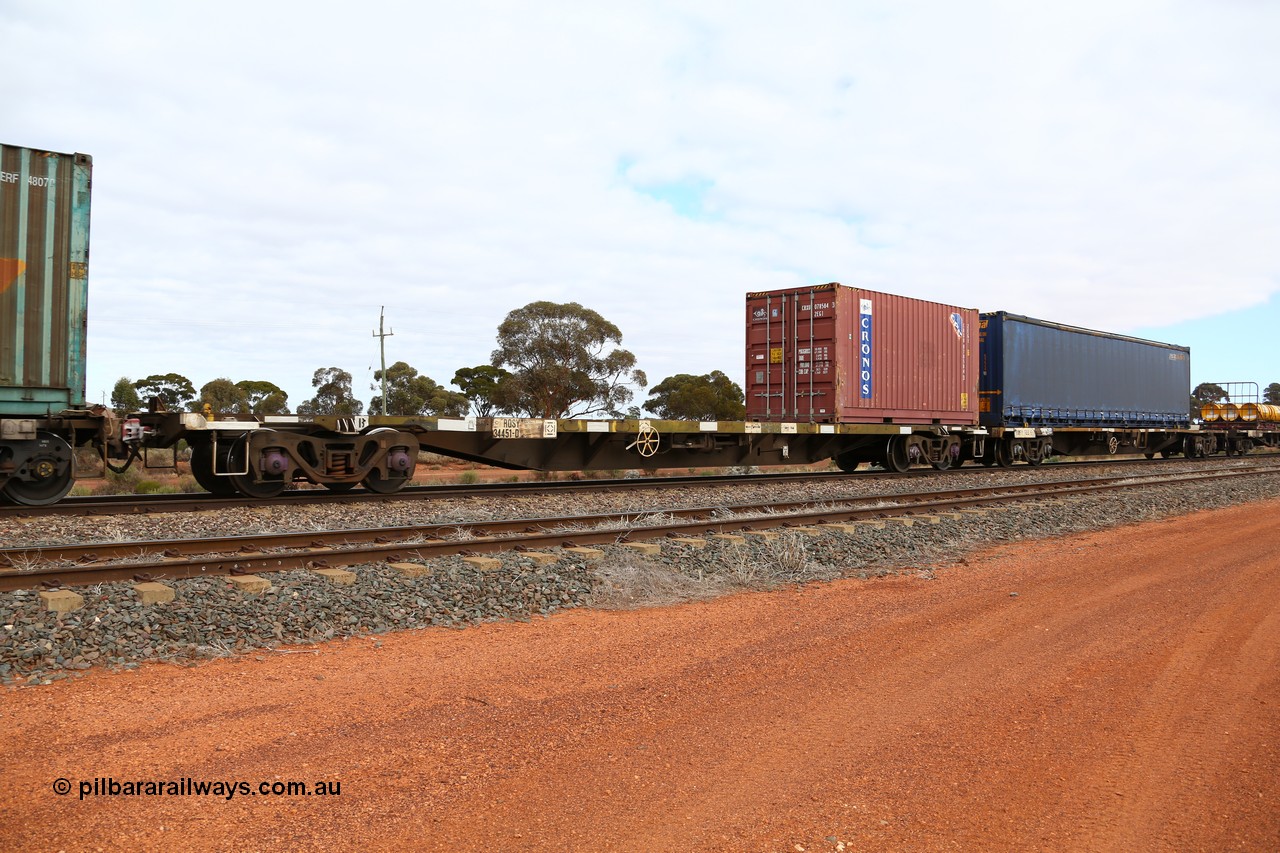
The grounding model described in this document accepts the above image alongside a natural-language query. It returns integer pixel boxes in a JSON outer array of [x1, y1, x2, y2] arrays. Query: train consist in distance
[[2, 143, 1276, 505]]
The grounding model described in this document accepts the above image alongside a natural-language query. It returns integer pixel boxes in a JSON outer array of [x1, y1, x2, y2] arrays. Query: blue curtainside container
[[0, 144, 93, 415], [979, 312, 1190, 429]]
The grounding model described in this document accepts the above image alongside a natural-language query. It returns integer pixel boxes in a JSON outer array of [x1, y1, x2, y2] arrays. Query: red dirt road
[[3, 500, 1279, 851]]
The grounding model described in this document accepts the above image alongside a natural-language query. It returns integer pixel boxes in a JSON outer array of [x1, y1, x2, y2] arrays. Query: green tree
[[370, 361, 469, 416], [644, 371, 747, 420], [236, 380, 290, 414], [1264, 382, 1280, 405], [110, 377, 142, 413], [1192, 382, 1229, 402], [296, 367, 364, 417], [451, 364, 512, 417], [197, 378, 250, 413], [490, 301, 647, 418], [134, 373, 196, 411], [1190, 382, 1229, 420]]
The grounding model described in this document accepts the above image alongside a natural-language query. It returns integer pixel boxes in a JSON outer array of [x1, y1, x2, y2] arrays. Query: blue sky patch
[[1136, 294, 1280, 390]]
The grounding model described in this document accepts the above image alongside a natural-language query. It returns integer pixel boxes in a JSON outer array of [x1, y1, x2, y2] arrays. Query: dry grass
[[588, 532, 840, 610], [2, 551, 50, 573], [588, 553, 736, 609], [725, 532, 839, 585]]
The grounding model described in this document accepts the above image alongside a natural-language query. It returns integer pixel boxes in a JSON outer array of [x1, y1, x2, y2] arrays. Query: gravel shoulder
[[2, 497, 1278, 851]]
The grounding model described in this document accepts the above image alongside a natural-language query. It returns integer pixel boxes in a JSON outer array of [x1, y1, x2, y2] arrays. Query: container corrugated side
[[0, 144, 92, 414], [745, 283, 978, 424], [979, 312, 1190, 428]]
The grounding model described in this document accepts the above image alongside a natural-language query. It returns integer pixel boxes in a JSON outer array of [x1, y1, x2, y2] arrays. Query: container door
[[745, 287, 840, 421]]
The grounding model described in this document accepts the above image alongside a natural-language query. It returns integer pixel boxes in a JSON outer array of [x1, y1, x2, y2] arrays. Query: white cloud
[[3, 0, 1277, 407]]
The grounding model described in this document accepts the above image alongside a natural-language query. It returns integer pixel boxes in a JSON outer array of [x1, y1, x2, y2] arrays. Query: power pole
[[372, 307, 394, 416]]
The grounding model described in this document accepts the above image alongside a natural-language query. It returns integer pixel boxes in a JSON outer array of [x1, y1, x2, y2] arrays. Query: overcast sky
[[4, 0, 1278, 411]]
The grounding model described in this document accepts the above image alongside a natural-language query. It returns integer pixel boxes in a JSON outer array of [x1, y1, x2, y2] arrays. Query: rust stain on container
[[0, 257, 25, 292], [745, 283, 978, 425]]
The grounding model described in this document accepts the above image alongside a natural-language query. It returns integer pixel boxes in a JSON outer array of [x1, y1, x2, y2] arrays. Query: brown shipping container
[[745, 283, 978, 425]]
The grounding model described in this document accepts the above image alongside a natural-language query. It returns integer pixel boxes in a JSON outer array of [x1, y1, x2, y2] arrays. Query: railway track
[[5, 462, 1278, 592], [0, 454, 1259, 518]]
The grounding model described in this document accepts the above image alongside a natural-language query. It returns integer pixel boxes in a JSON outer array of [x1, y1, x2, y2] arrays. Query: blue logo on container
[[859, 299, 873, 399], [950, 312, 964, 339]]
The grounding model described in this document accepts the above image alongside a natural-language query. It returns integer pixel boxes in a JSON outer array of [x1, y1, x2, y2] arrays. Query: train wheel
[[360, 429, 415, 494], [363, 468, 410, 494], [228, 435, 286, 499], [1, 432, 75, 506], [189, 441, 237, 496], [834, 451, 861, 473], [994, 441, 1014, 468], [883, 436, 911, 473], [980, 443, 997, 467]]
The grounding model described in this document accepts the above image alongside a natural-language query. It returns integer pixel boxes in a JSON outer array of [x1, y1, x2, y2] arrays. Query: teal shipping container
[[0, 144, 93, 415]]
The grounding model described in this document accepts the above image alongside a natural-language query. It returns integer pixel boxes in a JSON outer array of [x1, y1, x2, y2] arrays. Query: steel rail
[[2, 465, 1268, 567], [0, 455, 1256, 518], [3, 464, 1277, 592]]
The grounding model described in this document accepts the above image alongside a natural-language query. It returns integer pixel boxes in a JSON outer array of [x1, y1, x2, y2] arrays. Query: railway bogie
[[121, 413, 421, 499]]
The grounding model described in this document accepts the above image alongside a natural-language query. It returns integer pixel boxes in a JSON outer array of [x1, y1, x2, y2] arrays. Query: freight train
[[2, 143, 1276, 505]]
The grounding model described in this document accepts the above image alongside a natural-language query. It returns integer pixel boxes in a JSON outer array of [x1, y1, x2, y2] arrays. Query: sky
[[3, 0, 1278, 412]]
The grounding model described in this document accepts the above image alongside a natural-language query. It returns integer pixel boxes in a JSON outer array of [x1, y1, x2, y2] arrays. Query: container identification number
[[0, 171, 56, 188]]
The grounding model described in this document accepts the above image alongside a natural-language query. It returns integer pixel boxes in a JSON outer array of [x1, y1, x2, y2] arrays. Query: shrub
[[175, 475, 203, 493], [74, 447, 104, 476], [99, 467, 145, 495]]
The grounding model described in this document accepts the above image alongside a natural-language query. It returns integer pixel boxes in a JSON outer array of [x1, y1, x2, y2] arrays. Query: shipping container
[[745, 283, 978, 425], [979, 312, 1190, 428], [0, 144, 93, 415]]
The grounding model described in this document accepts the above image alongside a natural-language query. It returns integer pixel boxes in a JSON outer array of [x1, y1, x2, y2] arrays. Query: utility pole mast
[[372, 306, 394, 416]]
